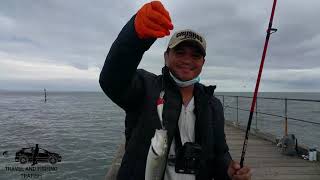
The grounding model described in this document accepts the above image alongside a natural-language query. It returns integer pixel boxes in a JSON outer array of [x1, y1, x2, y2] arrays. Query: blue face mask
[[169, 71, 200, 87]]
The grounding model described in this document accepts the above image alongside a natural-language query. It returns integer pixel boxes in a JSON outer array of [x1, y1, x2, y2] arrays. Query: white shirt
[[164, 97, 196, 180]]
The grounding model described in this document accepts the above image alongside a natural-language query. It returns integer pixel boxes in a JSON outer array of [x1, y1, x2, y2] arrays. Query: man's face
[[165, 41, 205, 81]]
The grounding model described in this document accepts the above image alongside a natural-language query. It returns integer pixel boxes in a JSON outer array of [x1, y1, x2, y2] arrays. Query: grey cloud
[[0, 0, 137, 67], [1, 0, 319, 91], [267, 79, 320, 92]]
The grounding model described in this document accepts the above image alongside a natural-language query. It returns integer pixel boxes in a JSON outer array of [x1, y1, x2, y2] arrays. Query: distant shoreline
[[1, 89, 320, 93]]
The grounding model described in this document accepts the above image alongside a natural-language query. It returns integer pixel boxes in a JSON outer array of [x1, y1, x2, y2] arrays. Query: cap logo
[[176, 31, 203, 43]]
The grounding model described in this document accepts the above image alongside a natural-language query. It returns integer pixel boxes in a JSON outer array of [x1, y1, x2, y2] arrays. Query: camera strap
[[174, 120, 183, 153]]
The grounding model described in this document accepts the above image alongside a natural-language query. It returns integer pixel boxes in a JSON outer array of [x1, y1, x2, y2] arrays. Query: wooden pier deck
[[225, 124, 320, 180], [106, 123, 320, 180]]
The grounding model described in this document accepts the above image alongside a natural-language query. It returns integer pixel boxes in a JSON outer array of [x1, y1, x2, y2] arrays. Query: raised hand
[[134, 1, 174, 39]]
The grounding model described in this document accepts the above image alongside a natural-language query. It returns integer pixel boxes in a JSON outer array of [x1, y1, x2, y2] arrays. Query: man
[[31, 144, 39, 166], [100, 1, 251, 180]]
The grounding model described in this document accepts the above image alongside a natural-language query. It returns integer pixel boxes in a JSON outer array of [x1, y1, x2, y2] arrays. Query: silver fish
[[145, 129, 168, 180]]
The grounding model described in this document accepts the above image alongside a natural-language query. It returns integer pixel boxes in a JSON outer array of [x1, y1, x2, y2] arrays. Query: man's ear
[[164, 51, 169, 66]]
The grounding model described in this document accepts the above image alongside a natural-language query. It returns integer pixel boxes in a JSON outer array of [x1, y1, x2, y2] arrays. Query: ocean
[[0, 91, 124, 180], [0, 91, 319, 180]]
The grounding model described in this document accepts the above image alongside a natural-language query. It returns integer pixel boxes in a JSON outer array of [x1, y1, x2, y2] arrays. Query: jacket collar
[[162, 65, 217, 146]]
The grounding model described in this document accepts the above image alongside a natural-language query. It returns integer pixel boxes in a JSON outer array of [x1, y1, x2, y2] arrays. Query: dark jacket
[[100, 15, 232, 180]]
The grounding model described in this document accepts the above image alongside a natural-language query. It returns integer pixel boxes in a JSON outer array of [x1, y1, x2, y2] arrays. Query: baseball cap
[[167, 29, 206, 56]]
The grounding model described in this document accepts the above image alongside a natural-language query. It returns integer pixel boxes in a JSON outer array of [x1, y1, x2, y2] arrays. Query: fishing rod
[[240, 0, 278, 168]]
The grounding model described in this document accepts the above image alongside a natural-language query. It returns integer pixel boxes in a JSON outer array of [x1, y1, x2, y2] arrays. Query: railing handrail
[[216, 94, 320, 127], [223, 104, 320, 126], [216, 94, 320, 103]]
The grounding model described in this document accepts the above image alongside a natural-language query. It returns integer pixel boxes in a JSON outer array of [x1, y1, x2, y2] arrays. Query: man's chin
[[177, 76, 194, 82], [171, 71, 194, 81], [181, 73, 195, 81]]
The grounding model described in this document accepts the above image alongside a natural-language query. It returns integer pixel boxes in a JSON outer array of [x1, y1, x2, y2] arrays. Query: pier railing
[[216, 94, 320, 149], [105, 94, 320, 178]]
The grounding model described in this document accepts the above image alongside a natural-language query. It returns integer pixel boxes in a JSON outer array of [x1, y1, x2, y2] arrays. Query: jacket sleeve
[[99, 15, 156, 111], [212, 98, 232, 180]]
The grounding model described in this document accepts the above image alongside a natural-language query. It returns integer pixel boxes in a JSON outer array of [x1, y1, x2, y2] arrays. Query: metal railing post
[[222, 95, 225, 107], [218, 94, 320, 144], [236, 96, 239, 125], [285, 98, 288, 136]]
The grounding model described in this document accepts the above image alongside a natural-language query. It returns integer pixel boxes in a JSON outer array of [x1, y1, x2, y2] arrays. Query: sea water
[[0, 91, 319, 179]]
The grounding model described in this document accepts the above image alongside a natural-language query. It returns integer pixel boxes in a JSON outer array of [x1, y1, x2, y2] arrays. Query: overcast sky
[[1, 0, 319, 92]]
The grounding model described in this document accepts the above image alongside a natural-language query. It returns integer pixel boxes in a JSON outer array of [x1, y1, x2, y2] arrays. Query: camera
[[174, 142, 202, 175]]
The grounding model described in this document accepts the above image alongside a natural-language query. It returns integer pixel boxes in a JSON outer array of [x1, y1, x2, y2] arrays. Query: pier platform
[[225, 123, 320, 180], [106, 123, 320, 180]]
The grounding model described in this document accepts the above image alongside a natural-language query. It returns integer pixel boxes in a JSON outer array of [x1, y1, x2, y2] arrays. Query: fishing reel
[[174, 142, 202, 175]]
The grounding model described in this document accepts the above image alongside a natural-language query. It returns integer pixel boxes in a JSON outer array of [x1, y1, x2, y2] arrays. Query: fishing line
[[1, 125, 33, 158], [2, 123, 33, 147], [1, 98, 60, 157]]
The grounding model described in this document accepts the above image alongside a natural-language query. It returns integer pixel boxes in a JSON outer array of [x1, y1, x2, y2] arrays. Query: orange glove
[[134, 1, 174, 39]]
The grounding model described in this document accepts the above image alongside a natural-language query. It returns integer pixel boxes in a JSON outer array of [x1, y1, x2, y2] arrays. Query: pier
[[106, 94, 320, 179], [225, 122, 320, 180], [105, 122, 320, 180]]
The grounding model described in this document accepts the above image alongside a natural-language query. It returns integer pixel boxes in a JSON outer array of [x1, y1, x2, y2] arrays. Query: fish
[[145, 91, 168, 180], [145, 129, 168, 180]]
